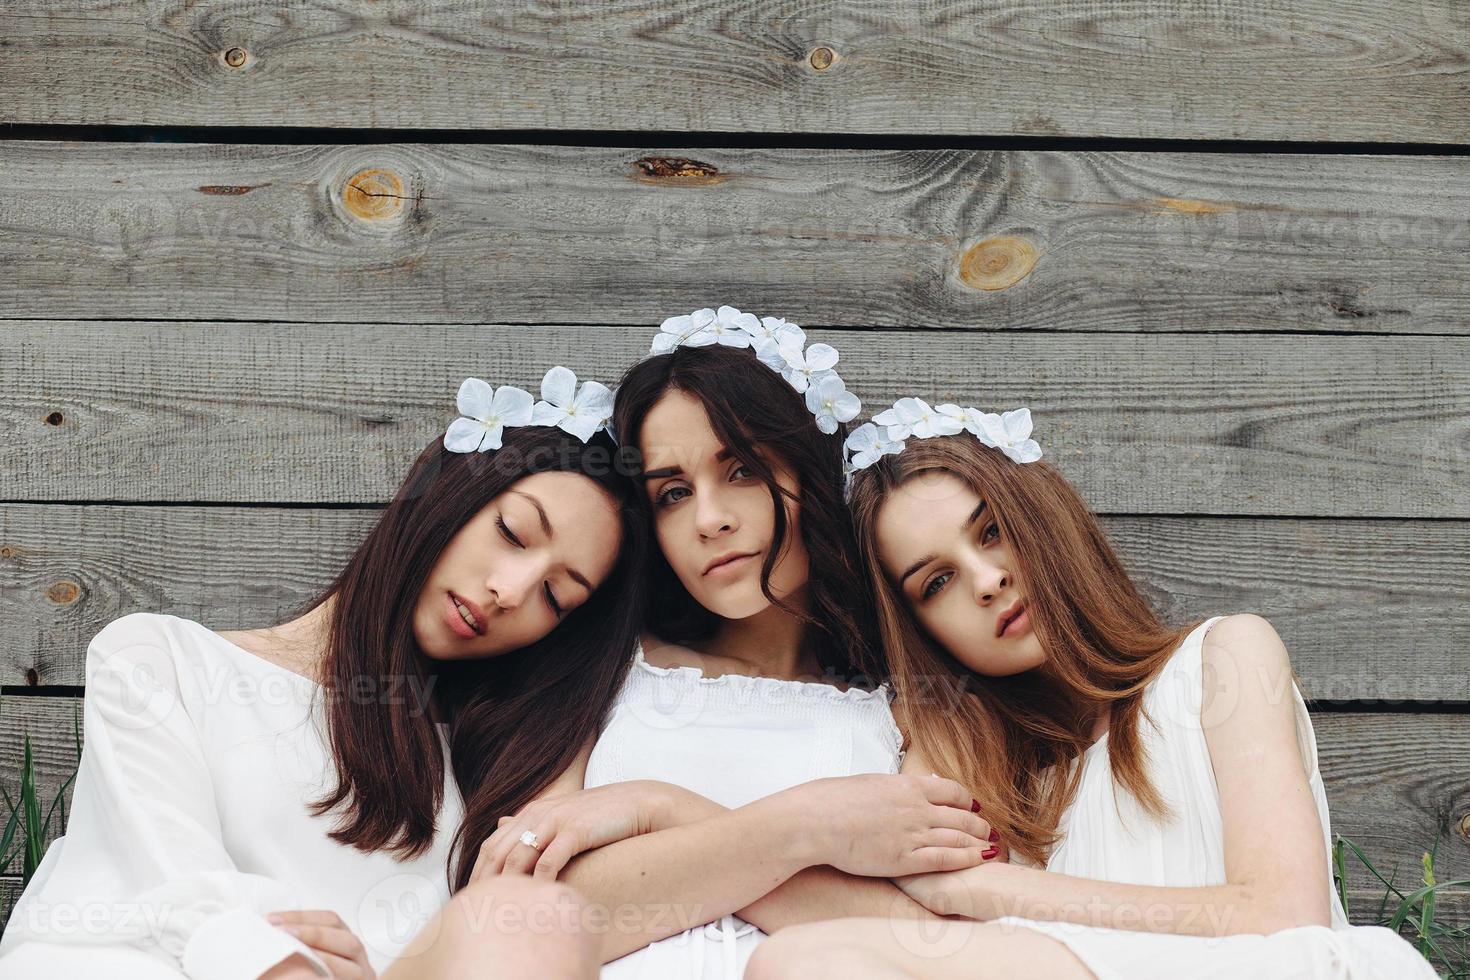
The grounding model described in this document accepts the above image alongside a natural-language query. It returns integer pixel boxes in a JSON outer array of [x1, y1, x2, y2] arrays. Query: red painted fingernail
[[970, 799, 981, 813], [988, 829, 1000, 843], [982, 847, 999, 860]]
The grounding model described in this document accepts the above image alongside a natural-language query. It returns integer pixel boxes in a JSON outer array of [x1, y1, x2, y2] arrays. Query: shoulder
[[1196, 614, 1299, 744], [84, 613, 212, 690], [1199, 613, 1292, 679], [639, 633, 723, 672], [88, 612, 184, 655]]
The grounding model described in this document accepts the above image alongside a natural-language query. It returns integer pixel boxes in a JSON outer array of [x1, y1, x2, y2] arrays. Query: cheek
[[654, 515, 692, 571], [923, 601, 985, 662]]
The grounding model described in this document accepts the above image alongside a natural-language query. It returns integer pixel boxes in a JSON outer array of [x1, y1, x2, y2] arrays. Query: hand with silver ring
[[471, 780, 698, 883]]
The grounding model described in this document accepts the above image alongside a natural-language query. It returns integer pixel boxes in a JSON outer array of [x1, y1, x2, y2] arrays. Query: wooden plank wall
[[2, 0, 1467, 932]]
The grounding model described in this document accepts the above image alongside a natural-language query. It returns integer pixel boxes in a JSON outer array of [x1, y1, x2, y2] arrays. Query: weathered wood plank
[[4, 321, 1467, 517], [2, 504, 1467, 702], [1, 696, 1463, 899], [1, 1, 1467, 143], [2, 140, 1468, 332]]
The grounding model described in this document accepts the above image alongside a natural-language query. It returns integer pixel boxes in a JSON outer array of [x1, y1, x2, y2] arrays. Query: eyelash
[[920, 522, 1000, 601], [496, 514, 563, 617], [654, 463, 755, 509]]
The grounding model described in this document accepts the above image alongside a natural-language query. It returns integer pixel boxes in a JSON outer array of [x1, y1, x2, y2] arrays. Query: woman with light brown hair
[[744, 402, 1437, 979]]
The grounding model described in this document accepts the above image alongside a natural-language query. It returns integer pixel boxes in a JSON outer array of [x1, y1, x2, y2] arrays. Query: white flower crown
[[646, 305, 861, 435], [443, 365, 615, 453], [842, 398, 1044, 498]]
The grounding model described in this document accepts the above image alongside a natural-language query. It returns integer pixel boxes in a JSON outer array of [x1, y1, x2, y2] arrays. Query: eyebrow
[[641, 446, 738, 481], [509, 491, 594, 593], [896, 499, 989, 589]]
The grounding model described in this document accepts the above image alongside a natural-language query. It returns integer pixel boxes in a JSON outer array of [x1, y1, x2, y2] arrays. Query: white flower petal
[[754, 339, 788, 372], [444, 417, 488, 453], [683, 328, 717, 347], [650, 333, 678, 355], [833, 389, 861, 422], [483, 421, 506, 451], [932, 414, 965, 436], [773, 323, 806, 348], [718, 306, 760, 334], [1001, 408, 1033, 442], [715, 330, 752, 348], [540, 366, 577, 408], [1008, 439, 1043, 463], [815, 413, 839, 435], [962, 407, 987, 436], [560, 412, 604, 443], [892, 398, 927, 424], [456, 378, 495, 420], [574, 380, 614, 419], [845, 422, 881, 453], [974, 412, 1007, 448], [804, 343, 839, 373], [532, 401, 569, 426], [492, 385, 535, 426]]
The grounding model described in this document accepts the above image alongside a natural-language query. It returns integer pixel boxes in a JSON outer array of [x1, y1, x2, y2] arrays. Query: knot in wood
[[959, 236, 1039, 292], [343, 169, 406, 221], [809, 47, 836, 70], [224, 47, 248, 68], [46, 580, 81, 605]]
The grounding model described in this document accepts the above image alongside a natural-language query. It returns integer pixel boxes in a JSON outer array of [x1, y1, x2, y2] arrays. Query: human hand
[[894, 858, 1018, 920], [778, 772, 997, 877], [473, 780, 695, 882], [263, 910, 375, 979]]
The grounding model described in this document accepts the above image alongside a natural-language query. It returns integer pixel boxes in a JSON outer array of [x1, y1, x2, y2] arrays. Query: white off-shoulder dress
[[582, 640, 905, 980], [0, 613, 464, 980], [992, 615, 1438, 980]]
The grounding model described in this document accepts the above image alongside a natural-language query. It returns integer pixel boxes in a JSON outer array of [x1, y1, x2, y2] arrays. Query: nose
[[693, 486, 739, 539], [966, 555, 1009, 605], [485, 562, 538, 611]]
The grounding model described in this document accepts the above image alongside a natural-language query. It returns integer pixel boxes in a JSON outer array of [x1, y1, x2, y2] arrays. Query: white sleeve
[[1, 615, 332, 980]]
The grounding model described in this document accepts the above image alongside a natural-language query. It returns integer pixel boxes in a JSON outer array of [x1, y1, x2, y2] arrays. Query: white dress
[[992, 615, 1438, 980], [0, 613, 465, 980], [582, 640, 905, 980]]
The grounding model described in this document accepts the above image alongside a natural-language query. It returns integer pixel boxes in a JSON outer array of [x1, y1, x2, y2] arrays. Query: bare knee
[[394, 876, 597, 980], [746, 924, 862, 980]]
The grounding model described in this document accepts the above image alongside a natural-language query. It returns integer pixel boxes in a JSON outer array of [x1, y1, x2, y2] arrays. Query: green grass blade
[[1388, 879, 1470, 932], [20, 733, 45, 879], [1333, 835, 1351, 919]]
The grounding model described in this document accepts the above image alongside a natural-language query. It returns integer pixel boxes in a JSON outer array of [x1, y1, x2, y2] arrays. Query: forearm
[[742, 864, 941, 931], [658, 789, 944, 932], [924, 864, 1325, 936], [557, 793, 814, 962]]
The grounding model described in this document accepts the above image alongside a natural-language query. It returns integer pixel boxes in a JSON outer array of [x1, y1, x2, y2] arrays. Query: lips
[[996, 600, 1026, 637], [447, 591, 486, 637], [703, 551, 759, 576]]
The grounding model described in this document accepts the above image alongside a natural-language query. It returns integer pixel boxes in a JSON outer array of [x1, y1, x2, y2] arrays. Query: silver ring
[[518, 830, 541, 850]]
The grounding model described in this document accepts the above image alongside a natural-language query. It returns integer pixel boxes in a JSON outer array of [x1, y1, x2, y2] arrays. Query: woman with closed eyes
[[0, 367, 648, 980]]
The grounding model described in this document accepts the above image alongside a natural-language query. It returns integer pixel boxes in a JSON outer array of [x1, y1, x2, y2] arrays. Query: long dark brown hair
[[846, 436, 1200, 864], [290, 425, 648, 893], [611, 343, 882, 681]]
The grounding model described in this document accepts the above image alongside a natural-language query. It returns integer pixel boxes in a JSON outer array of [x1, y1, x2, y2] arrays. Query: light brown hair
[[847, 436, 1201, 864]]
